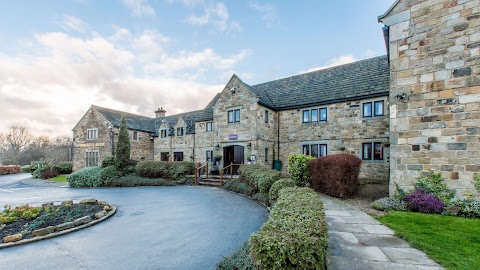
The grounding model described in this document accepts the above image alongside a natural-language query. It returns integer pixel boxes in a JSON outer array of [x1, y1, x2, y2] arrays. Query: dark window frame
[[362, 142, 384, 161], [264, 148, 268, 161], [132, 131, 138, 141], [302, 143, 328, 158], [319, 108, 328, 122], [265, 110, 269, 123], [228, 109, 241, 123], [160, 152, 169, 161], [206, 150, 213, 162], [374, 100, 384, 116], [173, 152, 184, 161], [302, 108, 327, 123], [302, 110, 309, 123], [160, 129, 167, 138], [363, 102, 373, 118], [176, 127, 184, 137]]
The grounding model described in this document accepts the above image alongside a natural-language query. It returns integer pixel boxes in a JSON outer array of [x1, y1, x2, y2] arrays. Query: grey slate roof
[[251, 55, 389, 110], [93, 105, 156, 133]]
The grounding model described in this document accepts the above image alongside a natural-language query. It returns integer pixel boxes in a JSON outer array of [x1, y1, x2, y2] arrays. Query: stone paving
[[322, 195, 445, 270]]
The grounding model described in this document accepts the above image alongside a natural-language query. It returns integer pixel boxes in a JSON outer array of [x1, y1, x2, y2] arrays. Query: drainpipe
[[277, 111, 280, 160]]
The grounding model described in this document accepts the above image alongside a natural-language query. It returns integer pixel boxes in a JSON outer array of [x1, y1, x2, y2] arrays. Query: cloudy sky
[[0, 0, 395, 137]]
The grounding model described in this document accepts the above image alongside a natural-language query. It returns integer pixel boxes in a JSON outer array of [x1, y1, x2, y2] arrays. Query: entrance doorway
[[223, 145, 245, 174]]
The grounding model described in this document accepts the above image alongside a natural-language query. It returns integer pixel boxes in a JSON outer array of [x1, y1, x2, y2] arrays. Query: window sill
[[301, 121, 328, 125]]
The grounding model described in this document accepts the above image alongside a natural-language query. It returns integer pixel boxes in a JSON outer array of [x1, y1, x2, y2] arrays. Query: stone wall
[[277, 98, 390, 182], [154, 118, 195, 162], [384, 0, 480, 195]]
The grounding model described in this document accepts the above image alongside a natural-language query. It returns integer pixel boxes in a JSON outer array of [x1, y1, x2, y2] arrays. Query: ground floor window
[[362, 142, 383, 161], [174, 152, 184, 161], [302, 143, 327, 158], [85, 150, 99, 167], [206, 150, 213, 162], [160, 152, 169, 161]]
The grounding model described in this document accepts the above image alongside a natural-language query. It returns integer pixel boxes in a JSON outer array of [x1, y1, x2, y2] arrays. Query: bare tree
[[5, 126, 32, 165]]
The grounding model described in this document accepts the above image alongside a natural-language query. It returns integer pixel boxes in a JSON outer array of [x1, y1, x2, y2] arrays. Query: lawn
[[377, 211, 480, 270], [48, 175, 68, 183]]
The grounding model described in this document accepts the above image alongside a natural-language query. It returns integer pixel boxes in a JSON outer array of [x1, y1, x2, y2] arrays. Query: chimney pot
[[155, 107, 166, 118]]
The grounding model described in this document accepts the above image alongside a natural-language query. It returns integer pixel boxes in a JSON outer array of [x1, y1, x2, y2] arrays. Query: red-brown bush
[[308, 154, 362, 198], [0, 166, 21, 175], [41, 168, 59, 179]]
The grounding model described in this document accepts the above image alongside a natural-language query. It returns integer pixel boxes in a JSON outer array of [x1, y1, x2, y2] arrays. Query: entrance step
[[198, 178, 223, 186]]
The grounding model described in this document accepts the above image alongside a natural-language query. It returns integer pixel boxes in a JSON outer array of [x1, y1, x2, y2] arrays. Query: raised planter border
[[0, 201, 117, 250]]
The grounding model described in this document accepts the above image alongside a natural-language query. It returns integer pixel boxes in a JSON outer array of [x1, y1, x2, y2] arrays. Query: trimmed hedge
[[250, 187, 328, 270], [109, 175, 176, 187], [136, 161, 194, 179], [54, 162, 73, 174], [99, 165, 123, 186], [217, 241, 254, 270], [308, 154, 362, 198], [288, 154, 315, 186], [224, 178, 256, 197], [0, 165, 21, 175], [239, 165, 283, 193], [269, 178, 296, 205], [67, 167, 103, 188]]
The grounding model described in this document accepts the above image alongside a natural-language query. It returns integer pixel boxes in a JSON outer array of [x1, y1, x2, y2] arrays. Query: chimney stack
[[155, 107, 166, 118]]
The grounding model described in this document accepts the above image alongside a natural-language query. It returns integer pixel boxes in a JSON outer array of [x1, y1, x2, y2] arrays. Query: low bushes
[[371, 197, 408, 211], [288, 154, 314, 186], [250, 187, 328, 270], [135, 161, 194, 179], [99, 165, 123, 187], [224, 178, 256, 197], [405, 188, 445, 214], [67, 167, 103, 187], [446, 199, 480, 219], [53, 162, 73, 174], [414, 170, 453, 204], [41, 168, 59, 179], [109, 175, 175, 187], [269, 178, 296, 205], [217, 241, 254, 270], [308, 154, 362, 198], [239, 165, 283, 193], [101, 156, 115, 168], [0, 165, 21, 175]]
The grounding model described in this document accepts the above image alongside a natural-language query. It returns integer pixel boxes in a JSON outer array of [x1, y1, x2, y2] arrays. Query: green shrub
[[21, 165, 32, 173], [474, 173, 480, 193], [224, 178, 256, 197], [0, 204, 41, 224], [101, 156, 115, 168], [109, 175, 175, 187], [217, 241, 254, 270], [115, 116, 131, 170], [446, 199, 480, 219], [288, 154, 315, 186], [136, 161, 194, 179], [414, 170, 454, 204], [371, 197, 408, 211], [31, 163, 47, 179], [53, 162, 73, 174], [250, 187, 328, 270], [99, 165, 123, 186], [269, 178, 296, 205], [67, 167, 103, 188], [238, 165, 284, 193], [252, 192, 270, 206]]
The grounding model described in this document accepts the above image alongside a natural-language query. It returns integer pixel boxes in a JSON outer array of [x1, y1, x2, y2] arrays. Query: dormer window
[[87, 128, 98, 140], [228, 109, 240, 123], [160, 129, 167, 138], [177, 127, 184, 137]]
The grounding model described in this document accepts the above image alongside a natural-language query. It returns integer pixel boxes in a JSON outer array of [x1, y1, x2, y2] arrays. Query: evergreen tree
[[115, 115, 130, 170]]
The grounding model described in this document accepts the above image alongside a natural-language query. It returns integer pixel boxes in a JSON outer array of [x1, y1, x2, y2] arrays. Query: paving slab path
[[321, 195, 445, 270]]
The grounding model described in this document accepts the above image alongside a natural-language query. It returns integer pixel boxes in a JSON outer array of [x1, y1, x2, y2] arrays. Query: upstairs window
[[363, 100, 384, 118], [160, 129, 167, 138], [176, 127, 184, 137], [228, 109, 240, 123], [206, 122, 213, 132], [362, 142, 383, 161], [87, 128, 98, 140], [265, 110, 269, 123], [302, 143, 327, 158], [302, 108, 327, 123], [132, 131, 138, 141]]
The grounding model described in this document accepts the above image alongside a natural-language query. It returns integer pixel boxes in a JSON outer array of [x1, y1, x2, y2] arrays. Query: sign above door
[[229, 134, 238, 140]]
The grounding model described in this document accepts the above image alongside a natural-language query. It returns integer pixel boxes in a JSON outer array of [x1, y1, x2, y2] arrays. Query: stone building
[[379, 0, 480, 195], [72, 105, 155, 170], [71, 0, 480, 195]]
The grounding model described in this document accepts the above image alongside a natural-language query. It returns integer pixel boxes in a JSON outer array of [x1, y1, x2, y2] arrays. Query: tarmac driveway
[[0, 178, 268, 270]]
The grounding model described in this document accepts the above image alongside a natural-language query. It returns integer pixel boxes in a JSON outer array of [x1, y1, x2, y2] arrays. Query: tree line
[[0, 126, 71, 166]]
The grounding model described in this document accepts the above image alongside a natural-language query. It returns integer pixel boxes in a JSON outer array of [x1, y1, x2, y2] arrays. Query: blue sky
[[0, 0, 395, 136]]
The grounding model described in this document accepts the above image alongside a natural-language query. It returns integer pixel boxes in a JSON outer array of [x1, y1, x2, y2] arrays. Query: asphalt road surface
[[0, 175, 268, 270]]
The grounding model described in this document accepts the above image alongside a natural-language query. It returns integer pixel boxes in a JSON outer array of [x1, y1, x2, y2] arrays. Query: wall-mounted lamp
[[215, 144, 220, 150], [247, 143, 252, 149], [394, 93, 407, 100]]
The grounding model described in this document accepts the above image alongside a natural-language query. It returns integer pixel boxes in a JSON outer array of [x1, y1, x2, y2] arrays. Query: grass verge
[[377, 211, 480, 270], [47, 175, 68, 183]]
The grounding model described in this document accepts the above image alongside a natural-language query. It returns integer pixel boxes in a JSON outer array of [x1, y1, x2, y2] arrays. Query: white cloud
[[59, 15, 89, 33], [0, 29, 251, 137], [301, 55, 357, 73], [122, 0, 156, 17], [185, 2, 242, 33], [249, 1, 279, 28], [166, 0, 203, 7]]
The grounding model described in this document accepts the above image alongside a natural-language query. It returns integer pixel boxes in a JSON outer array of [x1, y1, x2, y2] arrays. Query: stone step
[[198, 181, 222, 186]]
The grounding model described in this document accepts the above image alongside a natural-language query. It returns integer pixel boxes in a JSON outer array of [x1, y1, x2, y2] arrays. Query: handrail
[[194, 163, 208, 185], [219, 162, 243, 186]]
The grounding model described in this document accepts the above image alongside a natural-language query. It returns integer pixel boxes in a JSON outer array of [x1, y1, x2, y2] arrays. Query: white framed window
[[176, 127, 184, 137], [362, 142, 384, 161], [206, 122, 213, 132], [363, 100, 384, 118], [228, 109, 240, 123], [87, 128, 98, 140], [302, 107, 327, 123], [85, 150, 99, 167], [302, 142, 328, 158], [132, 131, 138, 141]]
